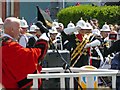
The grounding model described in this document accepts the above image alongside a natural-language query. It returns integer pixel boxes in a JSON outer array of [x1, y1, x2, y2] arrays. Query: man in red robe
[[1, 17, 49, 89]]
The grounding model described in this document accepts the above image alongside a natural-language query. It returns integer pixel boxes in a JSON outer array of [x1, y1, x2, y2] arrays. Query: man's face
[[101, 31, 110, 38], [20, 27, 27, 34], [80, 29, 91, 35], [12, 23, 21, 40], [50, 33, 58, 40], [92, 20, 99, 27], [36, 29, 42, 37]]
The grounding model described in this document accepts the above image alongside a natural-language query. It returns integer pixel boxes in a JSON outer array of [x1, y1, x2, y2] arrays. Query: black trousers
[[92, 59, 101, 68]]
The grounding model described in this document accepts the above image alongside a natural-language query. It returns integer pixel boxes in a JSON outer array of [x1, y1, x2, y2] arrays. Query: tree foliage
[[57, 5, 120, 28]]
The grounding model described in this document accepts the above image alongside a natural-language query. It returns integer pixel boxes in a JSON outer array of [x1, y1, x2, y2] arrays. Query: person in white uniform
[[19, 17, 29, 47]]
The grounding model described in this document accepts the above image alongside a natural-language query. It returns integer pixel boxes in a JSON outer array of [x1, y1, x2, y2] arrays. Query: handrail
[[27, 67, 119, 90], [41, 67, 118, 72]]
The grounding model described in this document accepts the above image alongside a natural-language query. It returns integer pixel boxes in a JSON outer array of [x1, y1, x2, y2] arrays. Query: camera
[[109, 33, 117, 40]]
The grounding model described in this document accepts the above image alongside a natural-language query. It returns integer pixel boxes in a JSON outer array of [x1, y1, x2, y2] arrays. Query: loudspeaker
[[42, 50, 70, 68]]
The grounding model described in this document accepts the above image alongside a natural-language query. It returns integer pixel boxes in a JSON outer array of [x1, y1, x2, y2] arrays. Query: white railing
[[27, 67, 118, 90]]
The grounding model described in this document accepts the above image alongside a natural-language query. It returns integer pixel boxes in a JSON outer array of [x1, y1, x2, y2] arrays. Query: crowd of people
[[0, 16, 120, 89]]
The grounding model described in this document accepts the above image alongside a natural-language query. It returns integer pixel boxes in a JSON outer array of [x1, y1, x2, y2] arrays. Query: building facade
[[0, 1, 107, 24], [0, 0, 20, 21]]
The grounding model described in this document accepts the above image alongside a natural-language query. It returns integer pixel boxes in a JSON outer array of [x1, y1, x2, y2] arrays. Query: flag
[[36, 6, 52, 28]]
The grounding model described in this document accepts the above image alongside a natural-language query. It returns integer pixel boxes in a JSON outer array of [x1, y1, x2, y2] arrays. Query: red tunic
[[1, 37, 48, 89]]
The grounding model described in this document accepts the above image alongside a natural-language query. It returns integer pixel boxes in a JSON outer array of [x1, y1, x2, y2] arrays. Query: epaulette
[[75, 36, 80, 46]]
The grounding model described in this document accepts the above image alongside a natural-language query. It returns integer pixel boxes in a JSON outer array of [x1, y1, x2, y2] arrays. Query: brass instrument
[[71, 33, 92, 67]]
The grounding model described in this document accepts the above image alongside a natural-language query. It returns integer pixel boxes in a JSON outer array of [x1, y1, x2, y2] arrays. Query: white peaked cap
[[20, 17, 28, 28], [100, 22, 111, 32], [92, 29, 101, 36], [0, 17, 3, 25], [67, 21, 75, 28]]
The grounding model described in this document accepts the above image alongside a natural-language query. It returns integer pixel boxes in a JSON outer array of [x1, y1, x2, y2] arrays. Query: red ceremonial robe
[[1, 36, 48, 89]]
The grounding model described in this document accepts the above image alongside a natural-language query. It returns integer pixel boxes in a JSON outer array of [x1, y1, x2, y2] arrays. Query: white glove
[[39, 33, 49, 41], [52, 39, 60, 44], [75, 26, 81, 31], [104, 37, 109, 42], [84, 43, 91, 48], [84, 39, 101, 48], [64, 27, 77, 35]]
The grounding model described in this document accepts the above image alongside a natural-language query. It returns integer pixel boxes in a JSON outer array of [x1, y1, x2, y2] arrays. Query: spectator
[[1, 17, 49, 89], [75, 2, 80, 6]]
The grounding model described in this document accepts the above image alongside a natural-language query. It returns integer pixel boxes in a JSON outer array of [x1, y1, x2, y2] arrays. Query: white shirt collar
[[3, 34, 17, 42], [3, 34, 13, 39]]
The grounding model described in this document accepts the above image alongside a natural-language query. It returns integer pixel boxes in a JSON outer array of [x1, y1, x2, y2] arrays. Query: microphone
[[35, 21, 49, 33]]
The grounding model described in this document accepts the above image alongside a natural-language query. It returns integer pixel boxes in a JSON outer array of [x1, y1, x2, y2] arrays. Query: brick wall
[[14, 2, 19, 18], [1, 1, 20, 21], [2, 2, 6, 20]]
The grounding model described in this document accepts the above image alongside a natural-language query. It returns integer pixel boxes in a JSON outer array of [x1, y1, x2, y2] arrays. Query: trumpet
[[71, 33, 92, 67]]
